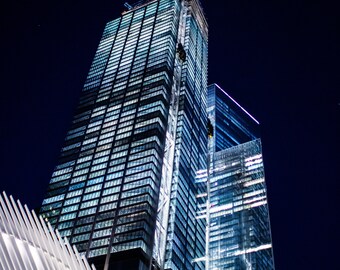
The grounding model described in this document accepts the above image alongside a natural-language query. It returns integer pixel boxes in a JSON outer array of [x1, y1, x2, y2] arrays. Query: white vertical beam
[[31, 209, 57, 269], [0, 194, 25, 270], [0, 230, 13, 270], [23, 205, 53, 270], [55, 229, 77, 270], [9, 196, 35, 270], [39, 218, 64, 270]]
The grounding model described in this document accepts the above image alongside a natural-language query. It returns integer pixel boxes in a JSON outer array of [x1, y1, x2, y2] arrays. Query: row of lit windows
[[46, 165, 160, 211], [57, 190, 160, 223], [102, 18, 120, 38], [82, 0, 175, 95]]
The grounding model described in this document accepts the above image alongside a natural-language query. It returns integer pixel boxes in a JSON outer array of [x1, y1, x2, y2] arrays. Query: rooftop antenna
[[124, 2, 133, 10]]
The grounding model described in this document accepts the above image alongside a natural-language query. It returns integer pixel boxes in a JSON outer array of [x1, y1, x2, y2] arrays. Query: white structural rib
[[0, 191, 96, 270]]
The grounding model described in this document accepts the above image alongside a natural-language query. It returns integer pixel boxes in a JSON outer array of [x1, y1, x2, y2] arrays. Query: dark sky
[[1, 0, 339, 269]]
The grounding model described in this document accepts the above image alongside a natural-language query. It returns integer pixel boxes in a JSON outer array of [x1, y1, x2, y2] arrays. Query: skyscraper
[[198, 84, 275, 269], [40, 1, 208, 270]]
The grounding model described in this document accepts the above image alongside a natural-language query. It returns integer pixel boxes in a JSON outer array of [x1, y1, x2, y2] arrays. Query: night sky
[[1, 0, 339, 269]]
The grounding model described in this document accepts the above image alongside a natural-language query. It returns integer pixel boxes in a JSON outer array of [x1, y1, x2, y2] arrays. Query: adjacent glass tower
[[207, 84, 260, 152], [40, 1, 208, 270], [202, 84, 275, 269], [209, 140, 275, 269]]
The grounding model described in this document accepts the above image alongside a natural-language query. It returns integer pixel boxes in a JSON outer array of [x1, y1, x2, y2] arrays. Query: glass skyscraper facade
[[40, 0, 207, 270], [207, 84, 260, 152], [209, 140, 274, 269], [198, 84, 274, 269]]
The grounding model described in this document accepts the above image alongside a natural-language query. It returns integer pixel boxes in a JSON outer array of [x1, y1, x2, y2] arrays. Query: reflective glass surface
[[207, 84, 260, 152], [208, 139, 275, 270]]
